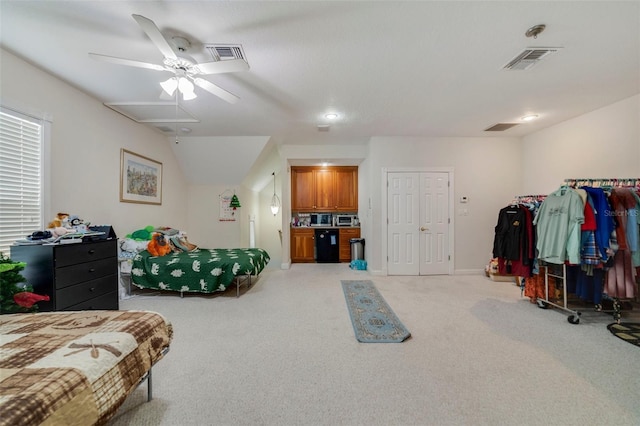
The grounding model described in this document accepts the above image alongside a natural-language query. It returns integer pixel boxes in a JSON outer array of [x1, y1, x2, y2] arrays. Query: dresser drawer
[[55, 257, 117, 289], [54, 240, 116, 267], [55, 275, 116, 310], [339, 228, 360, 237], [62, 290, 119, 311]]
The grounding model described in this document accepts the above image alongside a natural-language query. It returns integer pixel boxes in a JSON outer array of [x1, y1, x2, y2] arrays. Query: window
[[0, 108, 44, 255]]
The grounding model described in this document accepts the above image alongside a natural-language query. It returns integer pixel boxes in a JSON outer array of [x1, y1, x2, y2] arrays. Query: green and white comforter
[[131, 248, 270, 293]]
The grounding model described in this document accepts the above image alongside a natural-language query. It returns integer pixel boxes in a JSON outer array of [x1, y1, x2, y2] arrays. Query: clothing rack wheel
[[595, 297, 628, 324], [567, 314, 581, 324], [536, 299, 549, 309]]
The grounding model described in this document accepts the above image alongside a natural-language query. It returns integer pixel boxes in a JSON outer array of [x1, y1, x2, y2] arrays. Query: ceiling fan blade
[[193, 78, 239, 104], [132, 14, 177, 60], [196, 59, 250, 75], [89, 53, 168, 71]]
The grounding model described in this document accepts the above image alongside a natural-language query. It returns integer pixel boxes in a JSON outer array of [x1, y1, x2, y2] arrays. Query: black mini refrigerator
[[315, 229, 339, 263]]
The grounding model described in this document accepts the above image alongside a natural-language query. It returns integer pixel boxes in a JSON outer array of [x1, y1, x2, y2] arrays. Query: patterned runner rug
[[607, 323, 640, 348], [341, 280, 411, 343]]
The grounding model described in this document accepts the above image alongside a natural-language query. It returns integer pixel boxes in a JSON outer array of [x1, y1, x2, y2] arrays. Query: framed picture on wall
[[120, 149, 163, 205]]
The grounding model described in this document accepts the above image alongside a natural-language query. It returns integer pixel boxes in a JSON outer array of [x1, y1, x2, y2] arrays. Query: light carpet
[[110, 264, 640, 426]]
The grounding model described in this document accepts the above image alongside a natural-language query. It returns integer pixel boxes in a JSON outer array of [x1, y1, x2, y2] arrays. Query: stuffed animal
[[126, 225, 155, 241], [147, 233, 171, 257], [47, 212, 70, 229]]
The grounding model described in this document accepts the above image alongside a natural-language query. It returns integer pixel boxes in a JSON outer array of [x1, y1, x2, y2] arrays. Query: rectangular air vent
[[503, 47, 562, 70], [484, 123, 519, 132], [205, 44, 246, 61]]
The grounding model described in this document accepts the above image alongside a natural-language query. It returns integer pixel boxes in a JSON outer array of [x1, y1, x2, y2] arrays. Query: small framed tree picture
[[120, 149, 163, 205]]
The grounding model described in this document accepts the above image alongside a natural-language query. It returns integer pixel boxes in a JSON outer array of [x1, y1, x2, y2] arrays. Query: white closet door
[[419, 172, 449, 275], [387, 172, 450, 276], [388, 173, 420, 275]]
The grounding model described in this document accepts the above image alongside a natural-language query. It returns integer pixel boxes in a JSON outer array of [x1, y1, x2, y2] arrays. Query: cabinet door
[[292, 168, 315, 211], [339, 228, 361, 262], [314, 169, 335, 210], [291, 229, 315, 262], [335, 167, 358, 211]]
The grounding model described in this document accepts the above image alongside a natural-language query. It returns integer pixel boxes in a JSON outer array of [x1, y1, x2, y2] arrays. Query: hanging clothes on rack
[[492, 195, 543, 279], [533, 186, 585, 265], [605, 187, 638, 299], [559, 179, 639, 322]]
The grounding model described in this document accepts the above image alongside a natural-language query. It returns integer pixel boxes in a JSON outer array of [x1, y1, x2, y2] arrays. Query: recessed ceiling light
[[325, 113, 339, 120], [521, 114, 539, 122]]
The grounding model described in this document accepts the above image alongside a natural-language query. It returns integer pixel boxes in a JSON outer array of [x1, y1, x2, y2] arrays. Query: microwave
[[310, 213, 332, 227], [335, 214, 358, 226]]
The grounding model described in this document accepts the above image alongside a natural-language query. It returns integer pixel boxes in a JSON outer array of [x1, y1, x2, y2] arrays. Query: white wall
[[1, 49, 189, 239], [186, 184, 250, 248], [521, 94, 640, 194], [367, 137, 522, 274]]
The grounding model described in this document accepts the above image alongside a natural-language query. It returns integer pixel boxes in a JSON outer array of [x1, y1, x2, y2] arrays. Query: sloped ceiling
[[170, 136, 270, 185]]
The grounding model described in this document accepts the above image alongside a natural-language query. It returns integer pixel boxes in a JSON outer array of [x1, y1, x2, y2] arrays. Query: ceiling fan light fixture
[[160, 78, 178, 96], [178, 77, 194, 93], [521, 114, 539, 122], [182, 89, 197, 101]]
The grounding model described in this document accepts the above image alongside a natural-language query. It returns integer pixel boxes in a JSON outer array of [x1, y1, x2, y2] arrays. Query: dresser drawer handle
[[89, 287, 95, 292], [88, 249, 96, 254], [89, 268, 96, 273]]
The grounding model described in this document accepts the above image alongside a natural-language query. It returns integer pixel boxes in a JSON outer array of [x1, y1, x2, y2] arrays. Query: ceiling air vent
[[484, 123, 519, 132], [503, 47, 562, 70], [205, 44, 246, 61]]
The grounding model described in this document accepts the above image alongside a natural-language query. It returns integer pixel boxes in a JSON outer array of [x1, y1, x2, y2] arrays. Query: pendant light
[[270, 172, 280, 215]]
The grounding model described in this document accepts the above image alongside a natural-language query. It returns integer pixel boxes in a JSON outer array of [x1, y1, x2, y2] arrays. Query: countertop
[[290, 226, 360, 229]]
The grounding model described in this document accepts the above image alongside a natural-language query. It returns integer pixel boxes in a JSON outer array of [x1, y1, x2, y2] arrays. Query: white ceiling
[[1, 1, 639, 146]]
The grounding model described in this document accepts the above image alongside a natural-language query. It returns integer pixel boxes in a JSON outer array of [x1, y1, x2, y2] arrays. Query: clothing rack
[[513, 194, 547, 202], [564, 178, 640, 188], [535, 179, 640, 324], [537, 262, 582, 324]]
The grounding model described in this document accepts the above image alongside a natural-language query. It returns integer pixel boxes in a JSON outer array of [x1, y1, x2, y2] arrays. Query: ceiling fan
[[89, 14, 248, 104]]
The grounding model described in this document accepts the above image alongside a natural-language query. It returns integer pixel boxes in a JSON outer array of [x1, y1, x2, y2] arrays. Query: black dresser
[[10, 239, 119, 311]]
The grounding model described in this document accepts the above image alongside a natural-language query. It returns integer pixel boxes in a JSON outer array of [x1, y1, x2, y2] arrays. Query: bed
[[0, 310, 172, 426], [131, 247, 270, 297]]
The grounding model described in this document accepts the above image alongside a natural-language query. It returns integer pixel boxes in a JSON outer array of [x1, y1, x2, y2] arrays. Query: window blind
[[0, 110, 43, 255]]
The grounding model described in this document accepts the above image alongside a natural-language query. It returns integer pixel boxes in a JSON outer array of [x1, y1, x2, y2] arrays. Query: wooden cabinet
[[10, 239, 119, 311], [334, 168, 358, 211], [290, 228, 316, 262], [313, 168, 335, 210], [291, 168, 315, 211], [291, 166, 358, 212], [339, 228, 361, 262]]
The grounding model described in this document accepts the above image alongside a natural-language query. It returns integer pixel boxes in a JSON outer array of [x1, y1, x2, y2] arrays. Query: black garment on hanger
[[493, 205, 527, 261]]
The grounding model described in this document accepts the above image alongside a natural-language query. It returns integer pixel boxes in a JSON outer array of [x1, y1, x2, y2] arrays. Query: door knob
[[420, 227, 428, 231]]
